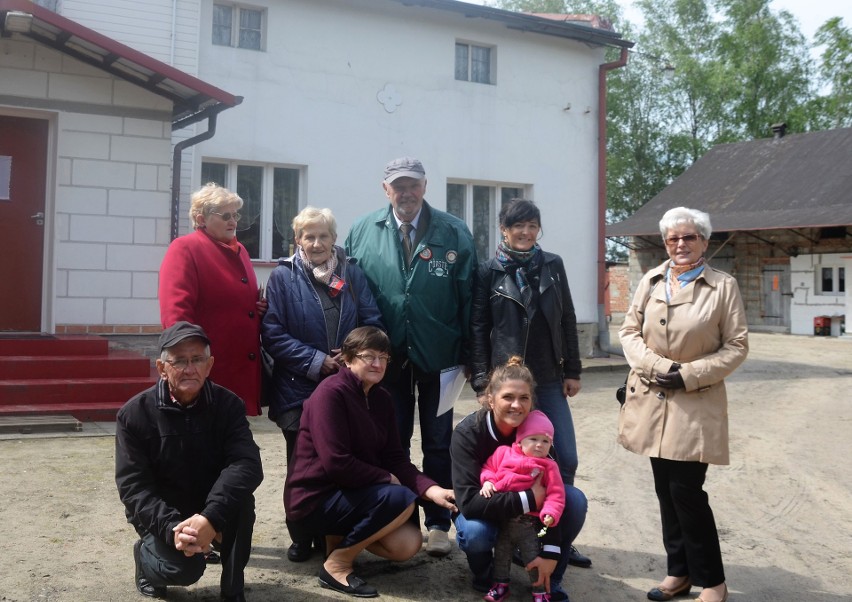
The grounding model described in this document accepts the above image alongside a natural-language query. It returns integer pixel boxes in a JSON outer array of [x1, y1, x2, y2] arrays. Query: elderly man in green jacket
[[345, 157, 476, 556]]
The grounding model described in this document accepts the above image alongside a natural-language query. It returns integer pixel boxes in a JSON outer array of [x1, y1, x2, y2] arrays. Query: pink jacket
[[480, 444, 565, 525]]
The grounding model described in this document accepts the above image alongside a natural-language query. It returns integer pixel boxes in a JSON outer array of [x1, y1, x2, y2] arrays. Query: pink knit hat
[[515, 410, 554, 444]]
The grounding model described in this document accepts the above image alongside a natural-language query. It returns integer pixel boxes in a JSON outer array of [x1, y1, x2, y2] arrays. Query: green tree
[[813, 17, 852, 128], [714, 0, 812, 138]]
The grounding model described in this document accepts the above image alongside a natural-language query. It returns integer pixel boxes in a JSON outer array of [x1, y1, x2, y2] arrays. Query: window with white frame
[[446, 182, 527, 260], [455, 42, 494, 84], [201, 161, 302, 261], [816, 265, 845, 295], [212, 3, 265, 50]]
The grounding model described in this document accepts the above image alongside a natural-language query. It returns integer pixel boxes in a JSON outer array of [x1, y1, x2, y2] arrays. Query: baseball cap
[[158, 321, 211, 353], [383, 157, 426, 184]]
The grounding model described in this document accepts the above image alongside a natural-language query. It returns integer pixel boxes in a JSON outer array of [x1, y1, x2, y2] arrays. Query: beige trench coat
[[618, 261, 748, 465]]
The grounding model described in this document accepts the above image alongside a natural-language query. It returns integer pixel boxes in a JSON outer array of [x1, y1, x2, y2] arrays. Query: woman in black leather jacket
[[470, 199, 583, 489]]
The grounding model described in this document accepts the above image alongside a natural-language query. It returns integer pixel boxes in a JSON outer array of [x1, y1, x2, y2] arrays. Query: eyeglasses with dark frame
[[210, 211, 241, 222], [355, 353, 391, 365], [664, 233, 702, 246], [163, 356, 210, 371]]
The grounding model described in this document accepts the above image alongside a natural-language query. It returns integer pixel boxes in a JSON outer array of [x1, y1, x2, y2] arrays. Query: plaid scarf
[[298, 246, 345, 297]]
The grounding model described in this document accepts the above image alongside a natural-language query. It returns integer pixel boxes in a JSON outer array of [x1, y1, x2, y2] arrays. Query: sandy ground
[[1, 332, 850, 602]]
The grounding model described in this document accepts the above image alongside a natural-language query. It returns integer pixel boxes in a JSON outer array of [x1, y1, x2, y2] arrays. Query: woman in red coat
[[159, 183, 266, 416]]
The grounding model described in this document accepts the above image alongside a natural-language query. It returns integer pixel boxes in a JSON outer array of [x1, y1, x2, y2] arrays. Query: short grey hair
[[292, 206, 337, 240], [659, 207, 712, 240], [160, 345, 211, 362]]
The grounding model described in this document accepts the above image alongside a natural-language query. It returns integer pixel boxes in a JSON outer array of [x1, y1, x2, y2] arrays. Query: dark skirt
[[287, 483, 417, 549]]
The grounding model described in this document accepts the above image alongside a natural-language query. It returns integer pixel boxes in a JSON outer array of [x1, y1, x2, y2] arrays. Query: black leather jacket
[[470, 252, 582, 393]]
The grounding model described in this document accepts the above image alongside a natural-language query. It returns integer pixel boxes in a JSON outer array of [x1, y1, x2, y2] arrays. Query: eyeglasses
[[163, 356, 209, 371], [210, 211, 241, 222], [355, 353, 391, 365], [664, 233, 702, 246]]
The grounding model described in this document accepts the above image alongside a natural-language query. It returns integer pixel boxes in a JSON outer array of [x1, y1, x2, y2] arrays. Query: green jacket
[[345, 202, 476, 373]]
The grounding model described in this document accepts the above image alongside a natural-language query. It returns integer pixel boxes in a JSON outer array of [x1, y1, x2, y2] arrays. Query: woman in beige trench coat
[[619, 207, 748, 602]]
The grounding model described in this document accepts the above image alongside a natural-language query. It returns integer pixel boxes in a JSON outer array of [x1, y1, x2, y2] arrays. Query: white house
[[2, 0, 633, 353]]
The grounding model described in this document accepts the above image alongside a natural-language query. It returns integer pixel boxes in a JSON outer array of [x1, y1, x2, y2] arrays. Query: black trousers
[[137, 496, 256, 597], [650, 457, 725, 588]]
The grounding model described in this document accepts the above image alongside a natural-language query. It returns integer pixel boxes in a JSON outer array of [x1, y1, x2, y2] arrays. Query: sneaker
[[425, 528, 452, 557], [533, 592, 551, 602], [484, 581, 510, 602]]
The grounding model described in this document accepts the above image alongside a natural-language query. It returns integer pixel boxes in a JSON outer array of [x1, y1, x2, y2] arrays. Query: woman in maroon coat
[[159, 183, 266, 416]]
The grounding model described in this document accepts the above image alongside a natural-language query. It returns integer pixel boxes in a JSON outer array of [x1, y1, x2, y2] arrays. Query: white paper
[[437, 365, 466, 417]]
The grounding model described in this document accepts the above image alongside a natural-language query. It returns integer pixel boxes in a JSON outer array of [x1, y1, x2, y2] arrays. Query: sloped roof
[[606, 127, 852, 237], [0, 0, 240, 127], [392, 0, 633, 49]]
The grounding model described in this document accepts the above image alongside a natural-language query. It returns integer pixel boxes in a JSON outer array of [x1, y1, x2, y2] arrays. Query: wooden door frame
[[1, 108, 57, 333]]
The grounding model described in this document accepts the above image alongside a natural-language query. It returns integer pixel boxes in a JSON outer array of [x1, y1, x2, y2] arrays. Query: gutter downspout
[[170, 104, 232, 241], [597, 47, 629, 356]]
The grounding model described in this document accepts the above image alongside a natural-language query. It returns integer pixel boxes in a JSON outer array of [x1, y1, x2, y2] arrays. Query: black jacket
[[115, 379, 263, 545], [470, 252, 582, 393]]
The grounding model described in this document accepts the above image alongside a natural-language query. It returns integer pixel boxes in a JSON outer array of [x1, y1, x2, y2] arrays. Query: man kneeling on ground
[[115, 322, 263, 601]]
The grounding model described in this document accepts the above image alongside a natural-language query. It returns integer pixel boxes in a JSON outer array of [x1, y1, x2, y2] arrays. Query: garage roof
[[606, 127, 852, 238], [0, 0, 241, 128]]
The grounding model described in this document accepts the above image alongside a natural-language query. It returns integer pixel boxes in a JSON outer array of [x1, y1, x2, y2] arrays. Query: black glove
[[655, 367, 684, 389]]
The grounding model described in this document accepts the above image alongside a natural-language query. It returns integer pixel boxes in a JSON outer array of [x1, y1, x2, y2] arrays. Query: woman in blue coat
[[262, 206, 383, 561]]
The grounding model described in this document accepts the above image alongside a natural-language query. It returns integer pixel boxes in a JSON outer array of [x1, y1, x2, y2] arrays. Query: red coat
[[159, 229, 262, 415]]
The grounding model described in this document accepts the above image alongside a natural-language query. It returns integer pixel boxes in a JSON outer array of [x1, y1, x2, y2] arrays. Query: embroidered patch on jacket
[[428, 258, 449, 278], [419, 248, 433, 260], [446, 250, 458, 264]]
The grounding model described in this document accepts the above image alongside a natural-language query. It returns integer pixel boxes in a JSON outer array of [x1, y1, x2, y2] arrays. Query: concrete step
[[0, 335, 108, 357], [0, 376, 155, 406], [0, 351, 152, 380], [0, 402, 126, 422], [0, 414, 82, 434]]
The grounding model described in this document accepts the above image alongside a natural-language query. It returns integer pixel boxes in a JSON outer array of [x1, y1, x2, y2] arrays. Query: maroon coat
[[159, 229, 261, 415]]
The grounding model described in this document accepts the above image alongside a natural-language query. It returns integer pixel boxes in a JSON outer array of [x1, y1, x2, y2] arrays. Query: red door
[[0, 116, 48, 331]]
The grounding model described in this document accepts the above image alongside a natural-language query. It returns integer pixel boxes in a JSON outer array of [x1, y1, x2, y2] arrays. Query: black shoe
[[133, 540, 167, 599], [287, 539, 313, 562], [550, 590, 570, 602], [205, 550, 221, 564], [567, 545, 592, 568], [221, 593, 246, 602], [318, 566, 378, 598]]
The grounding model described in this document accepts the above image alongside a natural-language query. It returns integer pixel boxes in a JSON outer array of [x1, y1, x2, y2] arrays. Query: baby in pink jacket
[[479, 410, 566, 602]]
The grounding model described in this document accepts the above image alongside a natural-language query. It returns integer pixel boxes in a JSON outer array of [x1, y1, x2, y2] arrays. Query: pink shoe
[[532, 592, 551, 602], [484, 582, 510, 602]]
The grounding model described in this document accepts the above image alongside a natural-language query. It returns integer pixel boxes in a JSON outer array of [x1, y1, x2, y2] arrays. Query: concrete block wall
[[0, 37, 173, 333], [790, 253, 847, 335]]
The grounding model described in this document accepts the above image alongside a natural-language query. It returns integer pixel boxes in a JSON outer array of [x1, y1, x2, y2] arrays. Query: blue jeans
[[384, 363, 453, 531], [454, 484, 587, 590], [535, 380, 578, 486]]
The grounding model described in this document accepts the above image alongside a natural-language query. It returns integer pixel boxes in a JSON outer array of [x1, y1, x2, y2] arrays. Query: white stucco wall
[[24, 0, 621, 333], [790, 253, 847, 336], [191, 0, 608, 324], [0, 37, 173, 329]]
